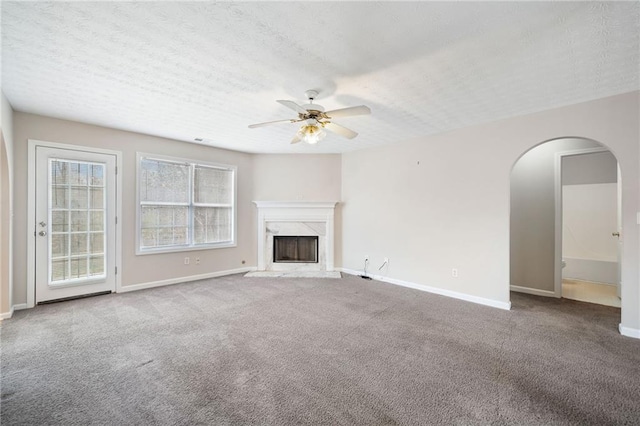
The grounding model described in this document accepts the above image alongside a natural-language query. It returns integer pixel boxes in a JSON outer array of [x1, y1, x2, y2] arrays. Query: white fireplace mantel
[[253, 201, 338, 271]]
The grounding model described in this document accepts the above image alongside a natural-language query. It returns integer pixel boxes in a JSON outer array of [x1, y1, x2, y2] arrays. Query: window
[[137, 154, 236, 253]]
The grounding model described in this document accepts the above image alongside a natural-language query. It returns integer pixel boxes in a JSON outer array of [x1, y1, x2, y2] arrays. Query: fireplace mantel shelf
[[253, 201, 338, 209]]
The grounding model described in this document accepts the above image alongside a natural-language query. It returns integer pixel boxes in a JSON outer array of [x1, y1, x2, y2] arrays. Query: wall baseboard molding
[[619, 324, 640, 339], [339, 268, 511, 310], [118, 267, 257, 293], [562, 257, 617, 285], [0, 306, 14, 320], [510, 285, 558, 298]]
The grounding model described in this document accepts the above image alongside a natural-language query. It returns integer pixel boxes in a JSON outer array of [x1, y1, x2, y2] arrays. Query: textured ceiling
[[1, 2, 638, 154]]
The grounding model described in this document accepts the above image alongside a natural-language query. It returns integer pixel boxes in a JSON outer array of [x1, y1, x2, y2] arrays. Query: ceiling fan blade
[[248, 119, 296, 128], [323, 122, 358, 139], [290, 134, 302, 144], [277, 100, 308, 115], [324, 105, 371, 118]]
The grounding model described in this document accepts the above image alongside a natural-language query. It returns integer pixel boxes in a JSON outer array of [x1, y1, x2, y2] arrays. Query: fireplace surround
[[251, 201, 338, 275]]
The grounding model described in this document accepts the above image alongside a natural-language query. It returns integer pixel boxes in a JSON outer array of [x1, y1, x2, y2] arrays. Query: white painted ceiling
[[1, 2, 638, 154]]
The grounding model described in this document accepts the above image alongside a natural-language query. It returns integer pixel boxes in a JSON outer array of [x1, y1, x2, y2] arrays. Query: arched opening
[[510, 137, 622, 318]]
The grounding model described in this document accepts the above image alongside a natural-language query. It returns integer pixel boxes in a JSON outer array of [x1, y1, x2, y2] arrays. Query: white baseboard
[[0, 306, 14, 320], [562, 257, 617, 285], [339, 268, 511, 310], [619, 324, 640, 339], [510, 285, 558, 298], [118, 267, 257, 293]]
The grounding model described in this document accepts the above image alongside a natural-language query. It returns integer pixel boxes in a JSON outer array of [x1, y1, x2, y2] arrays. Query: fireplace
[[251, 201, 338, 275], [274, 236, 318, 263]]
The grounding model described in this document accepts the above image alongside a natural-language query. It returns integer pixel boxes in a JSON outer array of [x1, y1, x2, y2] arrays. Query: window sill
[[136, 242, 237, 256]]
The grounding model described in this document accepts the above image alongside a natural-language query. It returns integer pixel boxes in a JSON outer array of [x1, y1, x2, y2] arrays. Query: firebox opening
[[273, 236, 318, 263]]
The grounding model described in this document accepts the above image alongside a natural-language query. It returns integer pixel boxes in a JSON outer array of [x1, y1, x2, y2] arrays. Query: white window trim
[[136, 152, 237, 255]]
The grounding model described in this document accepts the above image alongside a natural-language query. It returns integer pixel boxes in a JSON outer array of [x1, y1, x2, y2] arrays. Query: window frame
[[136, 152, 237, 255]]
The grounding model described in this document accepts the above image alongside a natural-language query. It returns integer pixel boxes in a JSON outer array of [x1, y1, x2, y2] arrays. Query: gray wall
[[9, 113, 343, 305], [341, 91, 639, 332], [252, 154, 341, 202]]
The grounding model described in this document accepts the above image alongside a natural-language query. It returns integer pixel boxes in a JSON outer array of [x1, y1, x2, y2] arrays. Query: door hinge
[[115, 216, 118, 225], [115, 266, 118, 275], [115, 166, 118, 175]]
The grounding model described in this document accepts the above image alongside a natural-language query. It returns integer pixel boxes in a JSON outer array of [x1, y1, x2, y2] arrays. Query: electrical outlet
[[452, 268, 458, 278], [184, 257, 190, 265], [195, 257, 200, 264]]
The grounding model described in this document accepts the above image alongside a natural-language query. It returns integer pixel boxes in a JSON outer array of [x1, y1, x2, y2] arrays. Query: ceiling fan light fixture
[[248, 90, 370, 144], [297, 123, 326, 145]]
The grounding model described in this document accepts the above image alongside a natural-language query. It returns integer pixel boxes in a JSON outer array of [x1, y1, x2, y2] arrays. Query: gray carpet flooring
[[1, 273, 639, 425]]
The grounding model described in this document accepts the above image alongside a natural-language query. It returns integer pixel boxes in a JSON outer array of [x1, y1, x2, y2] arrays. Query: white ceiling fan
[[248, 90, 371, 144]]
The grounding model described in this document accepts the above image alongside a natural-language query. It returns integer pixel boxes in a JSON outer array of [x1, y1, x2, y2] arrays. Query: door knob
[[39, 221, 46, 227], [39, 231, 47, 237], [612, 232, 620, 237]]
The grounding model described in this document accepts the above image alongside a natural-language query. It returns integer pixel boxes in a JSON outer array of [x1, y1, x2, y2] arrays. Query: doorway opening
[[560, 150, 620, 307], [510, 137, 621, 311]]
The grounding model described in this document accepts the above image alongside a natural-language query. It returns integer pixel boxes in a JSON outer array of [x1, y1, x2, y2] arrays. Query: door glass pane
[[89, 256, 105, 276], [90, 211, 104, 231], [90, 233, 104, 254], [70, 187, 88, 209], [51, 259, 69, 282], [49, 159, 107, 285], [90, 188, 104, 209], [51, 234, 68, 258], [70, 211, 88, 232], [70, 234, 88, 256], [51, 211, 68, 232], [52, 187, 69, 209]]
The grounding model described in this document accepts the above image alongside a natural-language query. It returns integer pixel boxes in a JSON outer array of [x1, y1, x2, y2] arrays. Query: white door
[[35, 146, 117, 303]]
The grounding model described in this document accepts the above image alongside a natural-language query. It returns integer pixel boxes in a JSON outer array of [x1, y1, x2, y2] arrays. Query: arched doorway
[[510, 137, 622, 313]]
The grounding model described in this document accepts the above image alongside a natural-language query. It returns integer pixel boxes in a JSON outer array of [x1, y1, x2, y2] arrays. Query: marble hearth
[[246, 201, 340, 278]]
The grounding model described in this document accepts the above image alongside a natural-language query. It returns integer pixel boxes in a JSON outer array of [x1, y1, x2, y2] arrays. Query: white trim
[[553, 146, 609, 299], [0, 306, 14, 320], [135, 152, 238, 255], [2, 303, 28, 319], [619, 324, 640, 339], [117, 267, 256, 293], [339, 268, 511, 310], [510, 285, 558, 298], [27, 139, 123, 308], [253, 201, 338, 209]]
